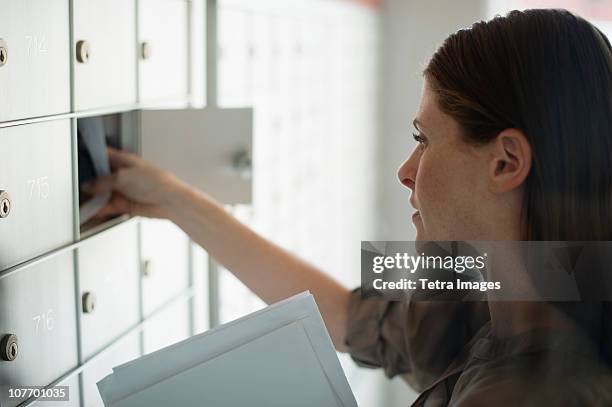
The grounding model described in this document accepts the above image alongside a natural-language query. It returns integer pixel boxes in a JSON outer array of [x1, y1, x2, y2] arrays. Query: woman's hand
[[84, 147, 186, 219]]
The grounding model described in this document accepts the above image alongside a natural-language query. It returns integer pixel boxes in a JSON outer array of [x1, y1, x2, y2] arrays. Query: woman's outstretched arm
[[92, 148, 351, 351]]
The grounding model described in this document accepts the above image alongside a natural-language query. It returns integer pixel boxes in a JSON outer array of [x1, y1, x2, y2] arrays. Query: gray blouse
[[344, 288, 612, 406]]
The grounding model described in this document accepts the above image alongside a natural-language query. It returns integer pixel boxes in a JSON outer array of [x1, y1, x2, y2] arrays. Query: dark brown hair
[[424, 9, 612, 365]]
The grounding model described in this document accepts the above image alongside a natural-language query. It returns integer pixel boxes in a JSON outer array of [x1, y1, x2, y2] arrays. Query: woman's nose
[[397, 149, 419, 190]]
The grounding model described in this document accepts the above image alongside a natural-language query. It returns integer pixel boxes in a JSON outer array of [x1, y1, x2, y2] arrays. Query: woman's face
[[397, 79, 492, 241]]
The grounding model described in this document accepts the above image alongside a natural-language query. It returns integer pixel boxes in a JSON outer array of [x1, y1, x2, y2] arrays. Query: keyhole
[[1, 201, 8, 215], [9, 343, 16, 359], [0, 49, 6, 63]]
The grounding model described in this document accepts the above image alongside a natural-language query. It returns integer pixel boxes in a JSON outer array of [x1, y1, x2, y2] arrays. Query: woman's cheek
[[415, 152, 440, 199], [415, 153, 452, 227]]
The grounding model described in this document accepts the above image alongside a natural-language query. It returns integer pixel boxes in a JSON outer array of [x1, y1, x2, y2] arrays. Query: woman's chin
[[412, 211, 423, 238], [414, 225, 425, 241]]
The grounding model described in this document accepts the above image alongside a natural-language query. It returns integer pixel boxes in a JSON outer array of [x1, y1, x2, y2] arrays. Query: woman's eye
[[412, 132, 427, 145]]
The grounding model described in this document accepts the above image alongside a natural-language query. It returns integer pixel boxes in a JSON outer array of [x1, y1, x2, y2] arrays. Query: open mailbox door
[[139, 107, 253, 204]]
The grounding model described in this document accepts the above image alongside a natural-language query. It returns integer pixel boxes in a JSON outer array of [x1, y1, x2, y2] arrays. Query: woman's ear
[[488, 128, 532, 194]]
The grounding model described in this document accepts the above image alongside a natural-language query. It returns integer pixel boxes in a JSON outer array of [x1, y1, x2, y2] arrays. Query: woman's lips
[[412, 211, 420, 222]]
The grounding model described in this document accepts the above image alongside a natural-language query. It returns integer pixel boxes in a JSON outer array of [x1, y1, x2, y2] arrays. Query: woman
[[91, 9, 612, 406]]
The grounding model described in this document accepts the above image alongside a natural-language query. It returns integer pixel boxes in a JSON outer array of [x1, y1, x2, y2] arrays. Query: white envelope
[[97, 292, 358, 407]]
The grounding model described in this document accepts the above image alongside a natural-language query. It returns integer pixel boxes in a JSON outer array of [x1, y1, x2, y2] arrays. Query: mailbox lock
[[140, 42, 152, 60], [76, 40, 90, 64], [0, 191, 11, 218], [142, 259, 153, 277], [82, 291, 97, 313], [232, 150, 252, 180], [0, 334, 18, 362], [0, 39, 7, 67]]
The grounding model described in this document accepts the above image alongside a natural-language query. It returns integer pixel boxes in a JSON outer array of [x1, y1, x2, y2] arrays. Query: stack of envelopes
[[97, 292, 358, 407]]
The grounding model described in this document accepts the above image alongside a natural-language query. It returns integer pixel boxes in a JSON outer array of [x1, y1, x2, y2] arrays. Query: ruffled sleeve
[[344, 288, 490, 391]]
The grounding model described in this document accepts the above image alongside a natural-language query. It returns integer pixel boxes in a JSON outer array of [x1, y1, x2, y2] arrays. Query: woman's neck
[[478, 241, 576, 337]]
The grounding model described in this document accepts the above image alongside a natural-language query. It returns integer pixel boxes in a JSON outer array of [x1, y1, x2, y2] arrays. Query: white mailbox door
[[140, 108, 253, 204], [138, 0, 189, 105], [72, 0, 137, 111], [0, 0, 70, 122]]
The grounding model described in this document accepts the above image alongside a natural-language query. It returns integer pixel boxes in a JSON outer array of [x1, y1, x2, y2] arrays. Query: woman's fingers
[[92, 193, 163, 219], [92, 193, 131, 219], [81, 174, 117, 195], [107, 147, 140, 170]]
